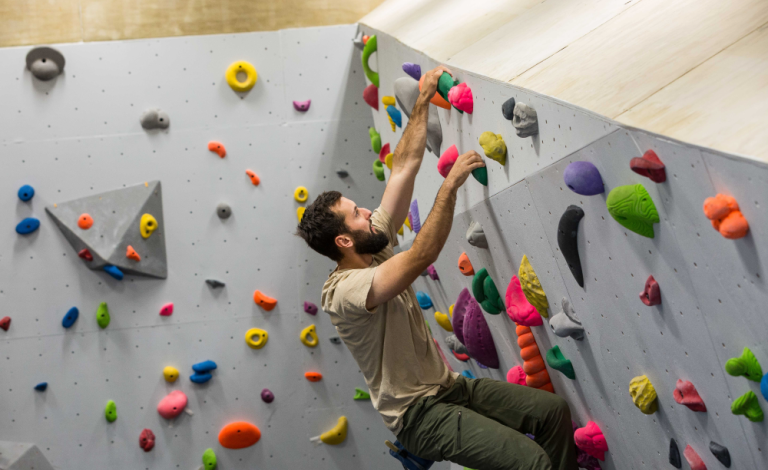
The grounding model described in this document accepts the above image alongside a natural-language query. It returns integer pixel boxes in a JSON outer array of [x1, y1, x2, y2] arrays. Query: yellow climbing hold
[[435, 311, 453, 332], [382, 96, 396, 106], [140, 214, 158, 239], [629, 375, 658, 414], [398, 225, 404, 236], [404, 217, 412, 231], [387, 113, 396, 132], [297, 207, 305, 222], [449, 304, 454, 317], [519, 255, 549, 318], [479, 131, 507, 166], [300, 324, 318, 347], [225, 61, 258, 92], [245, 328, 269, 349], [320, 416, 348, 445], [385, 153, 394, 170], [294, 186, 308, 203], [163, 366, 179, 383]]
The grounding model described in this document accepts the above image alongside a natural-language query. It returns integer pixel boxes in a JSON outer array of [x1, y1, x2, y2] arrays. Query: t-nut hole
[[236, 71, 248, 83]]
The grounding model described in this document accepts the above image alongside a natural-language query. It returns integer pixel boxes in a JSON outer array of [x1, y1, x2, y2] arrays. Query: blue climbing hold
[[103, 265, 124, 280], [190, 373, 213, 384], [761, 373, 768, 401], [62, 307, 79, 329], [387, 106, 402, 128], [18, 185, 35, 202], [563, 161, 604, 196], [193, 360, 218, 373], [416, 291, 433, 309], [15, 217, 40, 235], [461, 370, 476, 379], [34, 382, 48, 392], [388, 439, 434, 470]]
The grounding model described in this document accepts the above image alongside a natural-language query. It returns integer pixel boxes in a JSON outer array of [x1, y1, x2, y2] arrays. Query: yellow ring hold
[[245, 328, 269, 349], [294, 186, 309, 203], [140, 214, 158, 239], [163, 366, 179, 383], [300, 324, 318, 347], [297, 207, 306, 222], [225, 61, 258, 92]]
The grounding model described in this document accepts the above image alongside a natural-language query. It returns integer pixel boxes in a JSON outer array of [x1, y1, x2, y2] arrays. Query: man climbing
[[296, 65, 577, 470]]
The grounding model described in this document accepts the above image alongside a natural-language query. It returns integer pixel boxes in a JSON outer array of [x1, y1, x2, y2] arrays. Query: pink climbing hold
[[293, 100, 311, 112], [506, 365, 527, 386], [673, 379, 707, 412], [505, 276, 543, 327], [640, 275, 661, 306], [157, 390, 188, 419], [363, 84, 379, 110], [379, 142, 391, 163], [427, 265, 439, 281], [437, 144, 459, 178], [574, 421, 608, 461], [159, 302, 174, 316], [139, 429, 155, 452], [304, 301, 318, 315], [684, 445, 707, 470], [447, 82, 473, 114], [0, 316, 10, 331]]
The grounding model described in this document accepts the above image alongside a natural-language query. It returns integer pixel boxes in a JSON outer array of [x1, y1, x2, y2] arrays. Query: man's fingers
[[434, 65, 453, 77]]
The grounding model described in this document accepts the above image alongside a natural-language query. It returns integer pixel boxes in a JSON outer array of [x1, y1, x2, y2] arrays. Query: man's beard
[[350, 227, 389, 255]]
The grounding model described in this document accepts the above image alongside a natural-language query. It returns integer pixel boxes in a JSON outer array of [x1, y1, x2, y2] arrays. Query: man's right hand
[[420, 65, 453, 100], [446, 151, 485, 190]]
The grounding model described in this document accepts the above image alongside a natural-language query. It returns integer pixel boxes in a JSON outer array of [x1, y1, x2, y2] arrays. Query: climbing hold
[[140, 213, 158, 238], [669, 438, 682, 468], [458, 252, 474, 276], [546, 346, 575, 380], [385, 153, 394, 170], [395, 78, 442, 156], [417, 73, 452, 110], [369, 127, 382, 153], [253, 290, 277, 311], [157, 390, 188, 419], [191, 360, 216, 383], [437, 144, 459, 178], [512, 102, 538, 137], [501, 97, 516, 120], [261, 389, 274, 403], [294, 186, 308, 203], [207, 141, 226, 158], [563, 161, 604, 196], [17, 185, 35, 202], [447, 82, 473, 114], [606, 184, 660, 238], [472, 166, 488, 187], [300, 324, 318, 347], [62, 306, 79, 329], [427, 265, 439, 280], [297, 206, 306, 222], [34, 382, 47, 392], [124, 245, 140, 262], [313, 416, 348, 446], [216, 202, 232, 219], [472, 268, 504, 315], [105, 400, 117, 423], [206, 279, 225, 288], [731, 390, 763, 422], [476, 360, 488, 369], [190, 372, 212, 384], [445, 334, 466, 352], [629, 375, 658, 414], [703, 194, 749, 239], [293, 100, 311, 112], [466, 221, 488, 248], [96, 302, 110, 329], [15, 217, 40, 235], [709, 441, 731, 467], [558, 205, 585, 287], [202, 448, 217, 470], [462, 291, 500, 369], [26, 46, 65, 80], [245, 328, 268, 349], [163, 366, 179, 382], [725, 347, 762, 381], [387, 105, 402, 128], [683, 445, 707, 470], [640, 275, 661, 306], [140, 109, 170, 130], [329, 336, 342, 345], [762, 373, 768, 401], [0, 316, 10, 331], [363, 83, 379, 110], [77, 213, 94, 230], [416, 291, 433, 309], [506, 365, 527, 386], [354, 388, 371, 400], [373, 159, 385, 181], [549, 298, 584, 340], [245, 169, 260, 186], [219, 422, 261, 449], [225, 61, 258, 92], [378, 142, 391, 164], [352, 31, 365, 50], [305, 371, 323, 382], [103, 265, 124, 280], [193, 360, 218, 373], [382, 96, 396, 106], [434, 311, 453, 332], [409, 200, 421, 233], [515, 324, 553, 391], [630, 149, 666, 183], [139, 429, 155, 452], [336, 169, 349, 178], [479, 132, 506, 165], [304, 301, 318, 315], [361, 35, 379, 86], [461, 370, 476, 379], [451, 289, 471, 344], [402, 63, 421, 81], [78, 248, 93, 261], [574, 421, 608, 461], [452, 350, 470, 362], [519, 255, 549, 318], [505, 276, 542, 327]]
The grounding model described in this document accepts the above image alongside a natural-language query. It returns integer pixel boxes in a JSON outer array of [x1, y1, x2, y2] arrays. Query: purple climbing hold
[[451, 288, 472, 346], [402, 62, 421, 81], [563, 161, 605, 196], [304, 301, 318, 315], [427, 265, 439, 281], [462, 293, 500, 369], [261, 388, 274, 403], [409, 200, 421, 233], [476, 360, 488, 369]]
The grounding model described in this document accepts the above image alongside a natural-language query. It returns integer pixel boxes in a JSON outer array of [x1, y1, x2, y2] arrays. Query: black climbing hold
[[669, 438, 682, 469], [336, 170, 349, 178], [329, 337, 342, 345], [709, 441, 731, 468], [206, 279, 225, 288], [501, 97, 516, 120], [557, 205, 585, 287]]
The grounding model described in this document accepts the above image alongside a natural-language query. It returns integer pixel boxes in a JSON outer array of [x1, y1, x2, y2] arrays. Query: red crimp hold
[[0, 316, 10, 331], [630, 150, 666, 183], [683, 445, 707, 470], [640, 275, 661, 306], [673, 379, 707, 412], [78, 248, 93, 261]]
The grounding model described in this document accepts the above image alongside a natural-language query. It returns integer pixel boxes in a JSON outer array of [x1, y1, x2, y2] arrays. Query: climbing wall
[[360, 26, 768, 470], [0, 25, 410, 470]]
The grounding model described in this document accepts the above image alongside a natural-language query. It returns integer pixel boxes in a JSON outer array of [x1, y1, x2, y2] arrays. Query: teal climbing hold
[[62, 306, 79, 328], [103, 265, 124, 280], [354, 388, 371, 400], [461, 370, 476, 379], [472, 268, 504, 315], [15, 217, 40, 235], [725, 347, 762, 382], [416, 291, 433, 309], [472, 166, 488, 186], [546, 345, 575, 380], [436, 72, 459, 109], [387, 106, 402, 128], [96, 302, 110, 329], [606, 184, 659, 238], [361, 35, 379, 87]]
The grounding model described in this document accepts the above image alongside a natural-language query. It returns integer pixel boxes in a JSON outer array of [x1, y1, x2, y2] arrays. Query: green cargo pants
[[396, 376, 577, 470]]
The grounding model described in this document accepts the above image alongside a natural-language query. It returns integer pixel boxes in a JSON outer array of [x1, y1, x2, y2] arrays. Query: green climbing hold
[[725, 347, 763, 382], [362, 35, 379, 87], [606, 184, 659, 238], [436, 72, 460, 113], [105, 400, 117, 423], [354, 387, 371, 400], [731, 390, 763, 422], [373, 160, 385, 181], [96, 302, 110, 329], [425, 318, 432, 336], [546, 345, 575, 380], [202, 448, 217, 470], [472, 268, 504, 315], [472, 166, 488, 186], [369, 127, 381, 153]]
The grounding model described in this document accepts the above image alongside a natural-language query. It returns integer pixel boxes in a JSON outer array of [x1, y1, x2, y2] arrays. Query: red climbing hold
[[379, 143, 390, 163], [673, 379, 707, 412], [208, 141, 226, 158], [363, 84, 379, 110], [0, 316, 10, 331], [78, 248, 93, 261], [139, 429, 155, 452], [630, 150, 666, 183], [452, 350, 470, 362], [683, 445, 707, 470], [640, 275, 661, 306], [159, 302, 174, 317], [126, 245, 141, 261]]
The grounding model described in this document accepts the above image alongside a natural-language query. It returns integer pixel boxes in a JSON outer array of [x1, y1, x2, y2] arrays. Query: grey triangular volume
[[0, 441, 55, 470], [44, 209, 109, 268]]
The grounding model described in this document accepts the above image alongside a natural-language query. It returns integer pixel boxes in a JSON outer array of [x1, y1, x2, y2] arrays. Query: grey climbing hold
[[709, 441, 731, 468], [336, 169, 349, 178], [501, 97, 516, 120], [395, 77, 442, 156], [669, 438, 682, 468], [140, 109, 170, 130], [206, 279, 225, 288], [512, 102, 538, 137], [557, 205, 585, 287], [216, 203, 232, 219], [549, 298, 584, 340], [26, 46, 65, 81], [329, 337, 342, 345], [0, 442, 55, 470], [420, 270, 429, 277], [352, 31, 365, 51], [445, 334, 468, 355], [466, 221, 487, 248]]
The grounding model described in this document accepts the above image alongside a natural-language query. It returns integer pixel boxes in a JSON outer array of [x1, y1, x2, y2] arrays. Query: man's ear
[[335, 234, 353, 250]]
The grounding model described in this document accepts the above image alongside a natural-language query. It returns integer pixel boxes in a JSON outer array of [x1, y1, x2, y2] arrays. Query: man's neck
[[337, 252, 374, 271]]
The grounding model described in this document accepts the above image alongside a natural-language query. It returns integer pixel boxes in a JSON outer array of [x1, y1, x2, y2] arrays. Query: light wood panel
[[0, 0, 82, 47]]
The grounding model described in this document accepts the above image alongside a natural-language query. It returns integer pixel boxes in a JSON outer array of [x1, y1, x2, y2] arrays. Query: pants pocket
[[455, 410, 462, 450]]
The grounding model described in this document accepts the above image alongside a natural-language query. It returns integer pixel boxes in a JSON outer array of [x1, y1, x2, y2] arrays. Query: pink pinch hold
[[437, 144, 459, 178], [574, 421, 608, 461], [293, 100, 311, 112], [505, 276, 543, 327], [683, 445, 707, 470], [159, 302, 174, 316], [157, 390, 188, 419], [447, 82, 473, 114], [506, 365, 527, 386], [673, 379, 707, 412]]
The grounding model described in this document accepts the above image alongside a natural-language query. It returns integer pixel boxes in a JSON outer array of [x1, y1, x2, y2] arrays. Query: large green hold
[[472, 268, 504, 315], [546, 345, 575, 380], [202, 448, 217, 470], [369, 127, 381, 153], [606, 184, 659, 238], [96, 302, 110, 329], [373, 160, 385, 181], [436, 72, 463, 114], [105, 400, 117, 423], [725, 347, 763, 382], [353, 387, 371, 400], [731, 390, 764, 422], [361, 35, 379, 87]]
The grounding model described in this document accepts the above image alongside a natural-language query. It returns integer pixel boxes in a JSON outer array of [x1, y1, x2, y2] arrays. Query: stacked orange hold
[[245, 169, 260, 186], [253, 290, 277, 311], [78, 213, 93, 229], [218, 422, 261, 449], [458, 252, 474, 276], [516, 324, 554, 392], [703, 194, 749, 239], [126, 245, 141, 261], [305, 371, 323, 382]]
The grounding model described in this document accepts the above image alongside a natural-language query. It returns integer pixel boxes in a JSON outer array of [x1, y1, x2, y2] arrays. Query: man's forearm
[[391, 93, 431, 174], [410, 179, 458, 264]]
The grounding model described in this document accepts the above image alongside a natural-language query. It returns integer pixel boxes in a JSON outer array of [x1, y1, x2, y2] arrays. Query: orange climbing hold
[[515, 324, 554, 392], [418, 74, 451, 110], [703, 194, 749, 239], [458, 252, 474, 276], [245, 169, 260, 186], [126, 245, 141, 261], [305, 371, 323, 382], [362, 35, 370, 44], [77, 213, 93, 229], [253, 290, 277, 311], [218, 422, 261, 449], [208, 141, 226, 158]]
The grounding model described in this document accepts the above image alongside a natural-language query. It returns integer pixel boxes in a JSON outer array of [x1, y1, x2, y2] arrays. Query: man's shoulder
[[321, 266, 377, 314]]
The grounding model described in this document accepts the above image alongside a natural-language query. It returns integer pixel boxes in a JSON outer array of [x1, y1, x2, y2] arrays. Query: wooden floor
[[361, 0, 768, 162]]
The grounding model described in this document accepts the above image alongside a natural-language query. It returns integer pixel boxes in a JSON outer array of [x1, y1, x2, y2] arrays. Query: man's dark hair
[[296, 191, 348, 262]]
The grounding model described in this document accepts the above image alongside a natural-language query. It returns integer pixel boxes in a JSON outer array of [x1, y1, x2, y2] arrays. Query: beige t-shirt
[[321, 206, 457, 435]]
